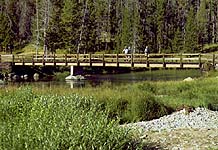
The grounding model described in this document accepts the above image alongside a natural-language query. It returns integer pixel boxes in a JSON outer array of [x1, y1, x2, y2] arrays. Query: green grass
[[55, 76, 218, 123], [15, 75, 218, 124], [0, 87, 140, 150], [201, 43, 218, 53], [1, 76, 218, 149]]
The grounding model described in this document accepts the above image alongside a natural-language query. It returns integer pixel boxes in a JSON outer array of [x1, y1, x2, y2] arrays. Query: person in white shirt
[[144, 46, 149, 55], [123, 46, 129, 54]]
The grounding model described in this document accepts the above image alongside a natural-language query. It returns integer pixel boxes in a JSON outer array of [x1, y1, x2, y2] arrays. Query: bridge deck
[[0, 53, 217, 69]]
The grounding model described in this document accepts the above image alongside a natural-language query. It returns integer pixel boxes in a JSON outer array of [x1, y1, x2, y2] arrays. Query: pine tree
[[0, 0, 19, 53], [121, 0, 132, 52], [155, 0, 165, 53], [18, 0, 35, 45], [61, 0, 82, 53], [172, 27, 183, 53], [46, 0, 64, 53], [184, 7, 198, 52], [196, 0, 207, 50], [131, 0, 140, 53]]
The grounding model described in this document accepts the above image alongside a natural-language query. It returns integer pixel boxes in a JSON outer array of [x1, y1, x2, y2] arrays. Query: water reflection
[[3, 69, 202, 89], [65, 80, 85, 88]]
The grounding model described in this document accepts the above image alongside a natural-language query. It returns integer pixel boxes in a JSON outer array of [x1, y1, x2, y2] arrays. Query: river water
[[6, 69, 202, 89]]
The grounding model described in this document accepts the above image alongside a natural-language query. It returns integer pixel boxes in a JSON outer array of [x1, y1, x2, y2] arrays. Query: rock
[[33, 73, 39, 81], [183, 77, 193, 81], [12, 75, 20, 81], [65, 75, 85, 80], [24, 74, 28, 80], [21, 74, 28, 80]]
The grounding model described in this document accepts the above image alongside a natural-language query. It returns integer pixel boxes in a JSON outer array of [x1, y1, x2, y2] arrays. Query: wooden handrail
[[2, 53, 216, 68]]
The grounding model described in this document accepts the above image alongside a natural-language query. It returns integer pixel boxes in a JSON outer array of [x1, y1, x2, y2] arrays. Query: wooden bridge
[[0, 53, 217, 69]]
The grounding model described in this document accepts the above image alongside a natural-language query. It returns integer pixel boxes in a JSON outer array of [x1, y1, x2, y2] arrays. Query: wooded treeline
[[1, 0, 218, 54]]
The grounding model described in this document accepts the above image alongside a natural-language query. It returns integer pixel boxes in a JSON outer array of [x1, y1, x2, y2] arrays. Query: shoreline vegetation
[[1, 72, 218, 149]]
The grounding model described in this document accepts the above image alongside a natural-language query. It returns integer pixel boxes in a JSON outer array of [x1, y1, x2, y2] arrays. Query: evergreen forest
[[0, 0, 218, 54]]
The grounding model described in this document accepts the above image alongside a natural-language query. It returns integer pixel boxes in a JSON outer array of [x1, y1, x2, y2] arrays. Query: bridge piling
[[71, 66, 74, 76]]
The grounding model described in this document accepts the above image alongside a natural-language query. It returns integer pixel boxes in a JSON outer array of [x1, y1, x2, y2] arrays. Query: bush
[[123, 93, 171, 122]]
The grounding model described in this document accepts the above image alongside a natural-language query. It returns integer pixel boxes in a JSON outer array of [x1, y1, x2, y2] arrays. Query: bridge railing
[[1, 53, 217, 68]]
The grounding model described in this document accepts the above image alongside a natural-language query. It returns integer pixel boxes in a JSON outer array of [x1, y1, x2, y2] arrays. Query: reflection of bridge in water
[[0, 53, 217, 69]]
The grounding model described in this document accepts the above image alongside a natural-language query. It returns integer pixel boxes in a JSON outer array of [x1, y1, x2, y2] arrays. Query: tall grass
[[58, 77, 218, 123], [155, 77, 218, 108], [0, 87, 140, 150]]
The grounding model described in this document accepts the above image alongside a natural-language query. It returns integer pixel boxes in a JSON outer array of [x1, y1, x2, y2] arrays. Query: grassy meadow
[[0, 74, 218, 149]]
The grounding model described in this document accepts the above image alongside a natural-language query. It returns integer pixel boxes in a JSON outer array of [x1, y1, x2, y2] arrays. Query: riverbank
[[1, 75, 218, 149]]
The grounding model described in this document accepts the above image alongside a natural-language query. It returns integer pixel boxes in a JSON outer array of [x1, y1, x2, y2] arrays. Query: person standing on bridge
[[123, 46, 129, 54], [144, 46, 149, 56]]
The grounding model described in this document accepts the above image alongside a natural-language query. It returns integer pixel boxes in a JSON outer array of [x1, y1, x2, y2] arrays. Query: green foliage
[[0, 87, 136, 150], [76, 82, 172, 123], [201, 44, 218, 53], [61, 0, 82, 53], [3, 0, 218, 54], [54, 71, 69, 81], [156, 0, 165, 53], [121, 1, 132, 50], [197, 0, 207, 47], [172, 28, 184, 53], [123, 92, 170, 122], [184, 7, 198, 52], [155, 77, 218, 108]]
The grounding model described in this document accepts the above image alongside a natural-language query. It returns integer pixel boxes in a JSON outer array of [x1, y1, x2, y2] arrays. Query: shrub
[[123, 93, 171, 122]]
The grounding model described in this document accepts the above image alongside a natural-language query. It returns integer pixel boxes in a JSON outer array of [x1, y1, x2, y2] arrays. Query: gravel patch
[[124, 107, 218, 149], [127, 107, 218, 132]]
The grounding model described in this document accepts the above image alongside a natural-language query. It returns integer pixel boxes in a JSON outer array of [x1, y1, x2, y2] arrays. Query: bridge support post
[[71, 66, 74, 75], [116, 54, 119, 67], [131, 53, 134, 67], [77, 54, 80, 66], [213, 54, 215, 68], [199, 54, 202, 68], [42, 55, 45, 66], [53, 54, 56, 66], [65, 54, 68, 66], [102, 54, 105, 67], [180, 54, 183, 68], [146, 54, 149, 67], [163, 54, 166, 68], [89, 53, 92, 66]]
